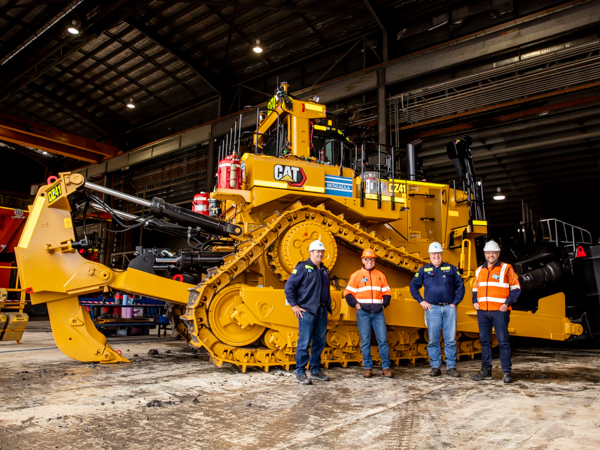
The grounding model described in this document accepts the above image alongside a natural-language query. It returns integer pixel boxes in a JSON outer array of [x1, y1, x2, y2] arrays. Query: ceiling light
[[126, 98, 135, 109], [67, 19, 80, 35], [42, 151, 48, 155], [493, 187, 506, 201], [253, 39, 263, 53]]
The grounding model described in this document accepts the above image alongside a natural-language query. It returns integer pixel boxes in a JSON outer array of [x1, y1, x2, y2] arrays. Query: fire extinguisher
[[217, 153, 243, 189], [192, 192, 209, 216]]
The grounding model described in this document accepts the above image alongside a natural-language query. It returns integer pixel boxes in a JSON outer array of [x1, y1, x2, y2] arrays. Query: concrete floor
[[1, 321, 600, 449]]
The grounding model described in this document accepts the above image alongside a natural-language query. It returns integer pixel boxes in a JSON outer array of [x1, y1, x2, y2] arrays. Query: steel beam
[[0, 128, 102, 163], [0, 0, 152, 104], [76, 1, 600, 178], [0, 114, 118, 158], [363, 0, 390, 62], [27, 83, 120, 140], [294, 1, 600, 104], [183, 1, 370, 16], [125, 16, 221, 95], [410, 94, 600, 140]]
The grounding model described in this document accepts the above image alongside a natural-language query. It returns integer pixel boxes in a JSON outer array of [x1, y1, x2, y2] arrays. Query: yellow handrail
[[459, 239, 472, 277]]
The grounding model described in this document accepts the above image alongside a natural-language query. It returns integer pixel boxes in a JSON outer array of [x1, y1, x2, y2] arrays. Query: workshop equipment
[[0, 312, 28, 343], [13, 84, 583, 369]]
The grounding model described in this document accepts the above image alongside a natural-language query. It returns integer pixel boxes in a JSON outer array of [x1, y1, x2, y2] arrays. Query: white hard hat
[[308, 240, 326, 252], [428, 242, 443, 253], [483, 240, 501, 252]]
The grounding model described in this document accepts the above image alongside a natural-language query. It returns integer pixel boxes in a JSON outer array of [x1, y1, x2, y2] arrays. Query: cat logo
[[274, 164, 307, 187]]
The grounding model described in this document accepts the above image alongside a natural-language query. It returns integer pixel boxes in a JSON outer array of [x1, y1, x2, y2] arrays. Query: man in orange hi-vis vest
[[471, 240, 521, 384], [344, 248, 393, 378]]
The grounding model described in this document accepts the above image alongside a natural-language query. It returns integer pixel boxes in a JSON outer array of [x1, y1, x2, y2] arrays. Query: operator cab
[[311, 123, 354, 168]]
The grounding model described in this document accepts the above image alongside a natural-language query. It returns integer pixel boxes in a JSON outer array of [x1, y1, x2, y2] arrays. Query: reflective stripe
[[357, 286, 384, 292], [475, 263, 513, 304], [477, 281, 510, 288], [356, 299, 384, 304], [510, 285, 521, 291], [344, 268, 390, 303], [477, 297, 507, 303], [499, 263, 508, 283]]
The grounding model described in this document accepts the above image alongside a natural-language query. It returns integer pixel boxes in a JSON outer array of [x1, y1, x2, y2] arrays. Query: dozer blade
[[46, 296, 129, 364]]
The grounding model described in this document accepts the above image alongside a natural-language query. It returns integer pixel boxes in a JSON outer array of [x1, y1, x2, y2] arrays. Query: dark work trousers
[[295, 305, 328, 375], [477, 309, 511, 372]]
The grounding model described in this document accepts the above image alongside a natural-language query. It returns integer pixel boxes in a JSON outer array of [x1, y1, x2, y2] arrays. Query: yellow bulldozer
[[14, 82, 583, 371]]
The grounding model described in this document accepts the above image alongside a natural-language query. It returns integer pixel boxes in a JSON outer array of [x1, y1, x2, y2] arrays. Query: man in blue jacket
[[410, 242, 465, 377], [284, 240, 332, 385]]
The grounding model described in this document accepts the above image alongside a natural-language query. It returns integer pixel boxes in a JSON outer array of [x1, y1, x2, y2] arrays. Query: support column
[[377, 68, 387, 146]]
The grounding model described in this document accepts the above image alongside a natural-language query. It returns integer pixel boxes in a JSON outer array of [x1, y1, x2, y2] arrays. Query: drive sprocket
[[269, 221, 338, 280]]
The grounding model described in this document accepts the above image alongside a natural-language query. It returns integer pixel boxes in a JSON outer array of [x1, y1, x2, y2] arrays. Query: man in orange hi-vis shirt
[[344, 248, 393, 378], [471, 240, 521, 384]]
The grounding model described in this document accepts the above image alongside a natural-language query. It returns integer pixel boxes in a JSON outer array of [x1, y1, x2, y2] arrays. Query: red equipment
[[217, 154, 242, 190], [0, 207, 28, 256], [192, 192, 210, 216]]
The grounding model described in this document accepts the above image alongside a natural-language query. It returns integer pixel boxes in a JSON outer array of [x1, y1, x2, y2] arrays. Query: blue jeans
[[295, 306, 328, 375], [356, 308, 391, 370], [477, 309, 511, 372], [425, 304, 457, 369]]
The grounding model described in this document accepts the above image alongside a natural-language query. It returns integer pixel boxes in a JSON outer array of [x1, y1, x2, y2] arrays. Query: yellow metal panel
[[111, 268, 194, 305], [365, 193, 406, 203], [212, 188, 252, 203], [304, 185, 325, 193], [408, 180, 448, 188], [291, 115, 311, 157], [304, 103, 324, 112], [17, 195, 45, 249], [255, 180, 288, 189]]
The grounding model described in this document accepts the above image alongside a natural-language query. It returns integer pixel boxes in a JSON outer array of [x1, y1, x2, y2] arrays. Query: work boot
[[363, 369, 373, 378], [383, 368, 394, 378], [446, 368, 461, 378], [502, 372, 513, 384], [296, 374, 312, 385], [471, 367, 493, 381], [430, 367, 442, 377], [311, 371, 330, 381]]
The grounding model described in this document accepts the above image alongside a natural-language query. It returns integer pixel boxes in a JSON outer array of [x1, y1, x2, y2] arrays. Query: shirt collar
[[305, 258, 325, 270]]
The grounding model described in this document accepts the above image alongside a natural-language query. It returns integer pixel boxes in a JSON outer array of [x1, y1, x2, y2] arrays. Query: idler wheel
[[207, 286, 265, 346]]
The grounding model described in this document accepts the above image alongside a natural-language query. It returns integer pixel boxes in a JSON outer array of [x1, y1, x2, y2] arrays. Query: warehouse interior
[[2, 1, 600, 448]]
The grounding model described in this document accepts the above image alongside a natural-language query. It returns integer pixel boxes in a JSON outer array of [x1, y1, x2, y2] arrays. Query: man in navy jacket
[[284, 240, 332, 385], [410, 242, 465, 377]]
